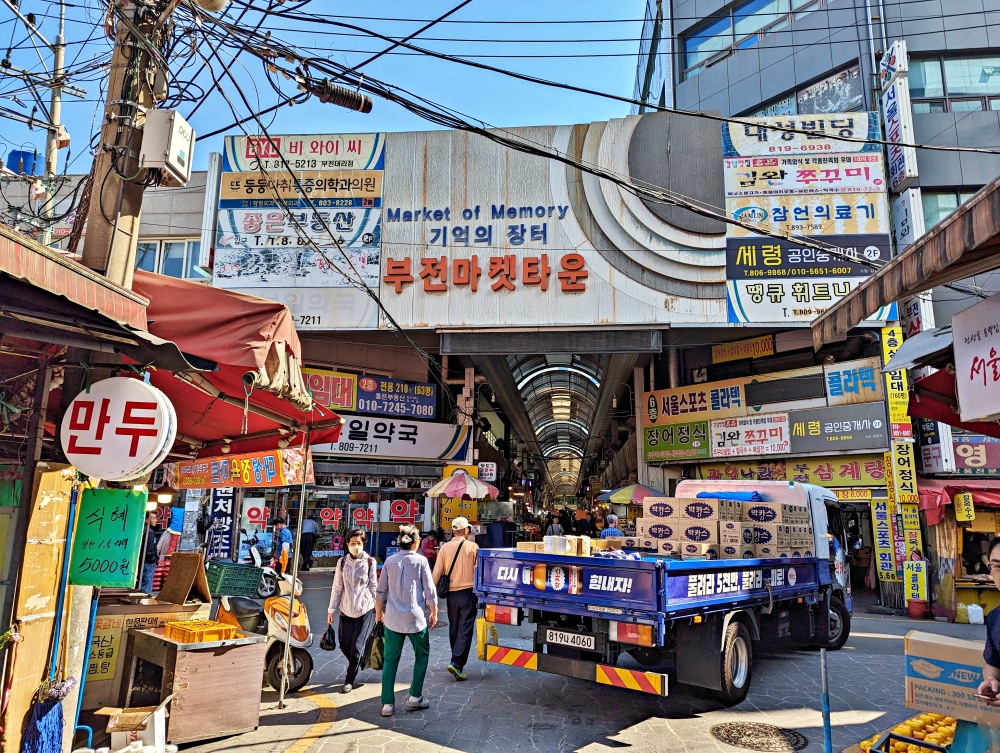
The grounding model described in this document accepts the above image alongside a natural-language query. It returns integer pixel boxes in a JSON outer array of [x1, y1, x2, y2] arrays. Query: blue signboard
[[356, 375, 436, 420], [665, 563, 816, 607]]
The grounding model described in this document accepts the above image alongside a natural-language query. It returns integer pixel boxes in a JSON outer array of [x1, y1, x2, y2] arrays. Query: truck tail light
[[485, 604, 521, 626], [609, 621, 654, 647]]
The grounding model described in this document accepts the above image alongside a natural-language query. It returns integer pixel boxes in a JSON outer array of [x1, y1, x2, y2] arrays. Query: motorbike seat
[[227, 596, 263, 618]]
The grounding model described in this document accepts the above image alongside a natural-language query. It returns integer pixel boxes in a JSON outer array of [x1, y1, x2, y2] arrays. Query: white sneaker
[[405, 696, 429, 711], [381, 704, 394, 717], [343, 683, 353, 693]]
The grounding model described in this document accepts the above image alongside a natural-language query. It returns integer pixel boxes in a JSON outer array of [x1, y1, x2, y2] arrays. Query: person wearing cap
[[432, 516, 480, 681]]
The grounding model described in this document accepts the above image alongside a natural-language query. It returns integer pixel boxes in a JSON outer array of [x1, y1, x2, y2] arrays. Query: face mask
[[348, 543, 363, 557]]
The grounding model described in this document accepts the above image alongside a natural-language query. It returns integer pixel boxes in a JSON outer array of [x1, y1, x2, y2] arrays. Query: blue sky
[[0, 1, 647, 173]]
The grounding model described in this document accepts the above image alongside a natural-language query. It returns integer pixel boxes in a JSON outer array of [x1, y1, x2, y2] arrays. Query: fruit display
[[858, 713, 957, 753]]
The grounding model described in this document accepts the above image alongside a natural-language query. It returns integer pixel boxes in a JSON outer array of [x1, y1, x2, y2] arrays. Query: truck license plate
[[545, 629, 596, 651]]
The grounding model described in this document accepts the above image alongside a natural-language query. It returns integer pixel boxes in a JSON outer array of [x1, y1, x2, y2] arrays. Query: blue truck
[[474, 480, 852, 705]]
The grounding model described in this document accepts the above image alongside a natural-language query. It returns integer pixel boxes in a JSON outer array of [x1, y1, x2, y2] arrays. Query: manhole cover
[[710, 722, 809, 752]]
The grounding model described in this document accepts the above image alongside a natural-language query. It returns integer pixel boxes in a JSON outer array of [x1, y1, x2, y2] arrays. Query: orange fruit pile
[[858, 713, 957, 753]]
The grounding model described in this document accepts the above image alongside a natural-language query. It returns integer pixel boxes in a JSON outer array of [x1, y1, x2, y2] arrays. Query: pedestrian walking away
[[432, 516, 479, 681], [600, 514, 624, 539], [300, 514, 320, 571], [328, 528, 378, 693], [140, 511, 158, 594], [376, 524, 438, 717]]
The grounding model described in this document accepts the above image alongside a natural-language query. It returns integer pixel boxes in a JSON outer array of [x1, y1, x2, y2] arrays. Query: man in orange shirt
[[432, 517, 480, 681]]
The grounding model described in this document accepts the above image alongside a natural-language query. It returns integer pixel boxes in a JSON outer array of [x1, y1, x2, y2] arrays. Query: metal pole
[[39, 0, 64, 247], [820, 648, 833, 753], [278, 429, 310, 708]]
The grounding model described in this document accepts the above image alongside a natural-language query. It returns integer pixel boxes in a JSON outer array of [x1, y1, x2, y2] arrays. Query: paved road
[[181, 573, 987, 753]]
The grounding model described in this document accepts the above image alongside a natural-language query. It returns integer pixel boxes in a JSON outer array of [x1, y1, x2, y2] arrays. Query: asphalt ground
[[176, 573, 988, 753]]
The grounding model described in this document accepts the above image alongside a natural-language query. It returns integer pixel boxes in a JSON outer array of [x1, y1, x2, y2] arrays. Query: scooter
[[216, 572, 315, 693], [243, 529, 279, 598]]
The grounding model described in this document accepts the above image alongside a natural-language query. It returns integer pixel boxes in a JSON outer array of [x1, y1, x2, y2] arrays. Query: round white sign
[[60, 377, 177, 481]]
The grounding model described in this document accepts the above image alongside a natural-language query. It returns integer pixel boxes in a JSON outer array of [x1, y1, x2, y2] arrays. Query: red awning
[[919, 476, 1000, 526], [130, 271, 342, 456], [0, 224, 147, 329], [909, 370, 1000, 438]]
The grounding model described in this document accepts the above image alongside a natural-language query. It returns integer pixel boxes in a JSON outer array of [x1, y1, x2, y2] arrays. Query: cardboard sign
[[905, 631, 1000, 726]]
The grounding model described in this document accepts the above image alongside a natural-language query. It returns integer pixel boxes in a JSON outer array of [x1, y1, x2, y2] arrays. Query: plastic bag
[[319, 625, 337, 651], [956, 602, 969, 624], [968, 603, 985, 625], [364, 622, 385, 671]]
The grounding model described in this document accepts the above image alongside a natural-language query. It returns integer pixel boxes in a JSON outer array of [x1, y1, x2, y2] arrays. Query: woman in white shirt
[[328, 528, 378, 693]]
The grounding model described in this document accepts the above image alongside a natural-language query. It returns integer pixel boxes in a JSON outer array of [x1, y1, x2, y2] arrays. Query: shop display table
[[119, 627, 266, 744]]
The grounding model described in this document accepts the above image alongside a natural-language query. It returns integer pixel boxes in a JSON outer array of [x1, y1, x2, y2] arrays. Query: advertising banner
[[709, 414, 790, 458], [665, 563, 817, 608], [952, 292, 1000, 422], [871, 498, 901, 582], [823, 357, 884, 406], [723, 153, 885, 197], [883, 77, 919, 192], [726, 193, 890, 237], [642, 421, 711, 463], [722, 113, 882, 157], [643, 379, 747, 427], [953, 434, 1000, 476], [788, 402, 890, 454], [696, 454, 887, 486], [727, 277, 896, 323], [881, 325, 913, 440], [726, 235, 891, 278], [356, 375, 437, 419], [890, 439, 919, 504], [177, 450, 288, 490], [903, 560, 927, 601], [712, 335, 774, 364], [215, 132, 385, 330], [312, 417, 472, 463]]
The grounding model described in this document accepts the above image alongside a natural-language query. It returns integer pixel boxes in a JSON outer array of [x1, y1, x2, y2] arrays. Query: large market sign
[[696, 454, 887, 487], [312, 417, 472, 463]]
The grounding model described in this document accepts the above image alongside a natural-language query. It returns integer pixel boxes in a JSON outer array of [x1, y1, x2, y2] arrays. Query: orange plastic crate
[[164, 619, 238, 643]]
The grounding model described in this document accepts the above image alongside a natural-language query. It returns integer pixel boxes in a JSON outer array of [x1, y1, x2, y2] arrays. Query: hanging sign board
[[69, 488, 147, 587], [903, 560, 927, 602], [954, 492, 976, 522], [60, 378, 177, 482]]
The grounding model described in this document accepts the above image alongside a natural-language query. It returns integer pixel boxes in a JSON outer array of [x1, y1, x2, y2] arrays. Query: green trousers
[[381, 627, 430, 705]]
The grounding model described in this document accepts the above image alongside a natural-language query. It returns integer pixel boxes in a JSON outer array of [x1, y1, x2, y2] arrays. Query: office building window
[[921, 190, 979, 229], [910, 55, 1000, 113], [682, 0, 822, 80], [132, 239, 206, 279]]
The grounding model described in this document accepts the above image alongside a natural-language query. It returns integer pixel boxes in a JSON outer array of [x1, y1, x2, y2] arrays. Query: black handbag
[[319, 625, 337, 651], [436, 541, 465, 599], [364, 622, 385, 671]]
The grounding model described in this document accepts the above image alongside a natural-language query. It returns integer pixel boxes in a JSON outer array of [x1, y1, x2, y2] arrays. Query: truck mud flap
[[485, 644, 668, 696]]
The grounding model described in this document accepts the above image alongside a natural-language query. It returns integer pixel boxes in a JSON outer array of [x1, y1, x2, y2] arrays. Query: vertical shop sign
[[954, 492, 976, 522], [890, 440, 918, 504], [871, 498, 900, 582], [903, 560, 928, 602], [69, 488, 147, 587], [881, 326, 912, 440], [208, 487, 237, 561], [890, 507, 907, 577]]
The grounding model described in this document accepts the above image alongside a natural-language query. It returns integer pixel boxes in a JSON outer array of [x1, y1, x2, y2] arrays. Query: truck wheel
[[713, 622, 752, 706], [825, 597, 851, 650]]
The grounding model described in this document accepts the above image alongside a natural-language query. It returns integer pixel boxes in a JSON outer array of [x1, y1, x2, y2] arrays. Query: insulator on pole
[[309, 78, 373, 114]]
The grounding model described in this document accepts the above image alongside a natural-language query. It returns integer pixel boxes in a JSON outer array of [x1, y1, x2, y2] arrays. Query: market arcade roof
[[811, 174, 1000, 350]]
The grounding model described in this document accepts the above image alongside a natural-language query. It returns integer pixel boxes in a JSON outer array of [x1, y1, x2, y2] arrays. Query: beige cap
[[451, 516, 470, 531]]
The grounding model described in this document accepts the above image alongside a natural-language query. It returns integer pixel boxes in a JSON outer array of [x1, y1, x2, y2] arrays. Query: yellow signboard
[[87, 614, 124, 681], [890, 440, 919, 504], [903, 560, 928, 601], [900, 503, 921, 530], [440, 497, 478, 529], [302, 367, 357, 411], [905, 528, 924, 557], [954, 492, 976, 522], [696, 454, 888, 488], [835, 489, 872, 501], [643, 378, 747, 427], [442, 464, 478, 479], [711, 335, 775, 364], [881, 326, 912, 440], [871, 498, 901, 582]]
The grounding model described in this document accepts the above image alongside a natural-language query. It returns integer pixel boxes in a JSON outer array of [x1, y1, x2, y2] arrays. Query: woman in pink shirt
[[328, 529, 378, 693]]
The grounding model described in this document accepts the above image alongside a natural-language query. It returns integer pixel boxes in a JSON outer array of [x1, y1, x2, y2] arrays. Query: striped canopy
[[425, 469, 500, 500]]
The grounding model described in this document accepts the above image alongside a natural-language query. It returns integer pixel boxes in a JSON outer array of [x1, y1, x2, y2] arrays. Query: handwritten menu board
[[69, 488, 146, 587]]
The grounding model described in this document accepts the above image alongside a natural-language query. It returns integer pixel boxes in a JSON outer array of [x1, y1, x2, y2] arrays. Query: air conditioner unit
[[140, 109, 195, 186]]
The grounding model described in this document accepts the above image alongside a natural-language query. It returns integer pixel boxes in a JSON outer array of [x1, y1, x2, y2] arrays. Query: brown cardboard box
[[589, 538, 611, 552], [678, 498, 724, 522], [678, 520, 720, 544], [637, 517, 681, 540], [658, 540, 681, 555], [755, 543, 777, 558], [719, 521, 755, 546], [577, 535, 591, 556], [678, 542, 719, 559], [516, 541, 542, 553], [642, 497, 683, 519], [602, 537, 625, 551], [752, 523, 782, 548], [904, 630, 1000, 726], [741, 501, 783, 524]]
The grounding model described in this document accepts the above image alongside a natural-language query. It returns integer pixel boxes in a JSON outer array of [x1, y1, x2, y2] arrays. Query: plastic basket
[[206, 560, 264, 597], [164, 619, 238, 643]]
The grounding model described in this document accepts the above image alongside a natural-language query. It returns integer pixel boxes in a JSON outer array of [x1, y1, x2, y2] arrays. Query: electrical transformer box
[[140, 109, 195, 186]]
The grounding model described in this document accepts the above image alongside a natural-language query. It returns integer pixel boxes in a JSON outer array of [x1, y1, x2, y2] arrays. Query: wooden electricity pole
[[80, 1, 171, 287]]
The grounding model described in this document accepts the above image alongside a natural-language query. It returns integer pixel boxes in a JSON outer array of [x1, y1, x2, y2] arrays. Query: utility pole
[[38, 1, 65, 248], [80, 0, 169, 287]]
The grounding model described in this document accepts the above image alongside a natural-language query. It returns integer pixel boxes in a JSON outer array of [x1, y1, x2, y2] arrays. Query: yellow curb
[[284, 689, 339, 753]]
